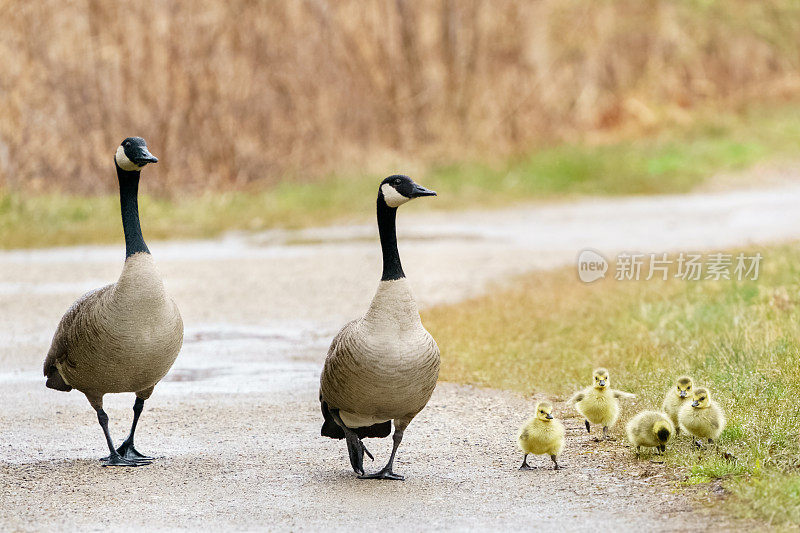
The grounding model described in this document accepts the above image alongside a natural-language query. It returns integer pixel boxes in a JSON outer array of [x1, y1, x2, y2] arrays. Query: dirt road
[[3, 182, 798, 531]]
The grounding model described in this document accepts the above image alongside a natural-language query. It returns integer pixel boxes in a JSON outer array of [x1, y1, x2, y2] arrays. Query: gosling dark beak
[[131, 146, 158, 166], [410, 184, 437, 198], [599, 380, 606, 387], [692, 401, 699, 407], [545, 414, 553, 420], [679, 391, 687, 398]]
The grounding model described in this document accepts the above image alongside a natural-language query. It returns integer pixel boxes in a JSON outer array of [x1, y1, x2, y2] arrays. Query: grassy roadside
[[423, 243, 800, 526], [4, 104, 800, 249]]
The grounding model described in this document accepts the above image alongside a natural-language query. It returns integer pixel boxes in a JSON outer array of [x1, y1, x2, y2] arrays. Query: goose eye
[[394, 178, 401, 185]]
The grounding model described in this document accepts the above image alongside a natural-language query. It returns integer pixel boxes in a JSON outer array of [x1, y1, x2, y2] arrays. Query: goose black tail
[[45, 366, 72, 392], [320, 400, 391, 439]]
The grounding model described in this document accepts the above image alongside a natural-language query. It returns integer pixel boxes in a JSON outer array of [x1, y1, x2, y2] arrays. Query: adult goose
[[43, 137, 183, 467], [319, 174, 439, 480]]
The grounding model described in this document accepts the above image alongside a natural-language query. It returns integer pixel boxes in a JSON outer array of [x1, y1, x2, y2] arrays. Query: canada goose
[[662, 376, 693, 435], [569, 368, 635, 440], [43, 137, 183, 467], [319, 175, 439, 480], [626, 410, 674, 455], [517, 401, 565, 470], [678, 387, 725, 446]]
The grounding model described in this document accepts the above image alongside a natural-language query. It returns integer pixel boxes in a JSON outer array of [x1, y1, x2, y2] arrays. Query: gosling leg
[[115, 397, 154, 463], [360, 420, 407, 481], [602, 426, 611, 440], [584, 420, 590, 433], [551, 455, 562, 470], [519, 454, 532, 470]]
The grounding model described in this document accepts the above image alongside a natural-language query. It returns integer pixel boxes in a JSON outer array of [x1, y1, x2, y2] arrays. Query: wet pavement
[[3, 183, 798, 530]]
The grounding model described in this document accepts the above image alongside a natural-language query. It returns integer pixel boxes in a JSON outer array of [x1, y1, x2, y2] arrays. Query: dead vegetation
[[2, 0, 799, 194]]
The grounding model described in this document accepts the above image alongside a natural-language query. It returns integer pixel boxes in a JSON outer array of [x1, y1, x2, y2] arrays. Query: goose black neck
[[116, 164, 150, 258], [377, 196, 404, 281]]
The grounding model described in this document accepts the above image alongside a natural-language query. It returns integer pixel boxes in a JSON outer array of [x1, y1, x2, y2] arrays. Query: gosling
[[626, 410, 674, 455], [678, 387, 725, 445], [569, 367, 635, 440], [662, 376, 693, 435], [517, 401, 565, 470]]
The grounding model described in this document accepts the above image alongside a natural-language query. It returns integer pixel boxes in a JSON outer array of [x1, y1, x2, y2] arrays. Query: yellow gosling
[[517, 401, 565, 470], [661, 376, 693, 435], [678, 387, 726, 446], [626, 410, 674, 455], [569, 368, 636, 440]]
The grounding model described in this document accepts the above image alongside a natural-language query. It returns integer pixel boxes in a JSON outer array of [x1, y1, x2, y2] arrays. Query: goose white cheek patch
[[115, 145, 142, 171], [381, 184, 410, 208]]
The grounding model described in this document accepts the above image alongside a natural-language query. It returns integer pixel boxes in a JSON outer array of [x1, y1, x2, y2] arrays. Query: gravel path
[[4, 181, 799, 531]]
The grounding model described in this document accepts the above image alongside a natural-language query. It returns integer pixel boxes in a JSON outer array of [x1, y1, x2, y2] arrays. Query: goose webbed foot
[[519, 454, 535, 470], [116, 440, 154, 462], [100, 452, 146, 467], [358, 467, 405, 481]]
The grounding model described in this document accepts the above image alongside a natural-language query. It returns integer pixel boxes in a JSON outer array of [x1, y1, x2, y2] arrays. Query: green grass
[[4, 104, 800, 249], [423, 244, 800, 525]]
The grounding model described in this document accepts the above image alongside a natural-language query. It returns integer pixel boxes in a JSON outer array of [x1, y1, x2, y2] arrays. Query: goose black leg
[[360, 423, 406, 481], [96, 408, 141, 467], [330, 409, 373, 475], [519, 453, 532, 470], [585, 420, 590, 433], [115, 397, 154, 463], [551, 455, 562, 470]]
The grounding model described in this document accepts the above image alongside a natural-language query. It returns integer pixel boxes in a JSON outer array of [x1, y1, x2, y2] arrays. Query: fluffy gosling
[[569, 367, 636, 440], [678, 387, 726, 446], [626, 410, 674, 455], [517, 401, 565, 470], [662, 376, 693, 435]]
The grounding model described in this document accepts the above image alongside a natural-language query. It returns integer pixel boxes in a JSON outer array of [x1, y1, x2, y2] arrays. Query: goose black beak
[[679, 391, 687, 398], [692, 401, 699, 407], [131, 146, 158, 166], [599, 380, 606, 387], [545, 414, 553, 420], [410, 184, 437, 198]]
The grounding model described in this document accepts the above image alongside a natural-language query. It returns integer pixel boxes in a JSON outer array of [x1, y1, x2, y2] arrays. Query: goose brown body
[[44, 253, 183, 405], [320, 279, 440, 429]]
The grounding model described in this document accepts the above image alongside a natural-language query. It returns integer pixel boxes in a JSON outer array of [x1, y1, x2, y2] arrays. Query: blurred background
[[3, 0, 800, 246]]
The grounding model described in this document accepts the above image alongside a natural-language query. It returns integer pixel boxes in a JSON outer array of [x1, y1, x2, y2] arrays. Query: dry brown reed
[[1, 0, 799, 194]]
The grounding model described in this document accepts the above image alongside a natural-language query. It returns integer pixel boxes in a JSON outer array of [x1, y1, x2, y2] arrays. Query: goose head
[[691, 388, 711, 408], [654, 420, 672, 443], [378, 175, 436, 208], [592, 367, 609, 390], [675, 375, 693, 399], [115, 137, 158, 172], [535, 401, 555, 422]]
